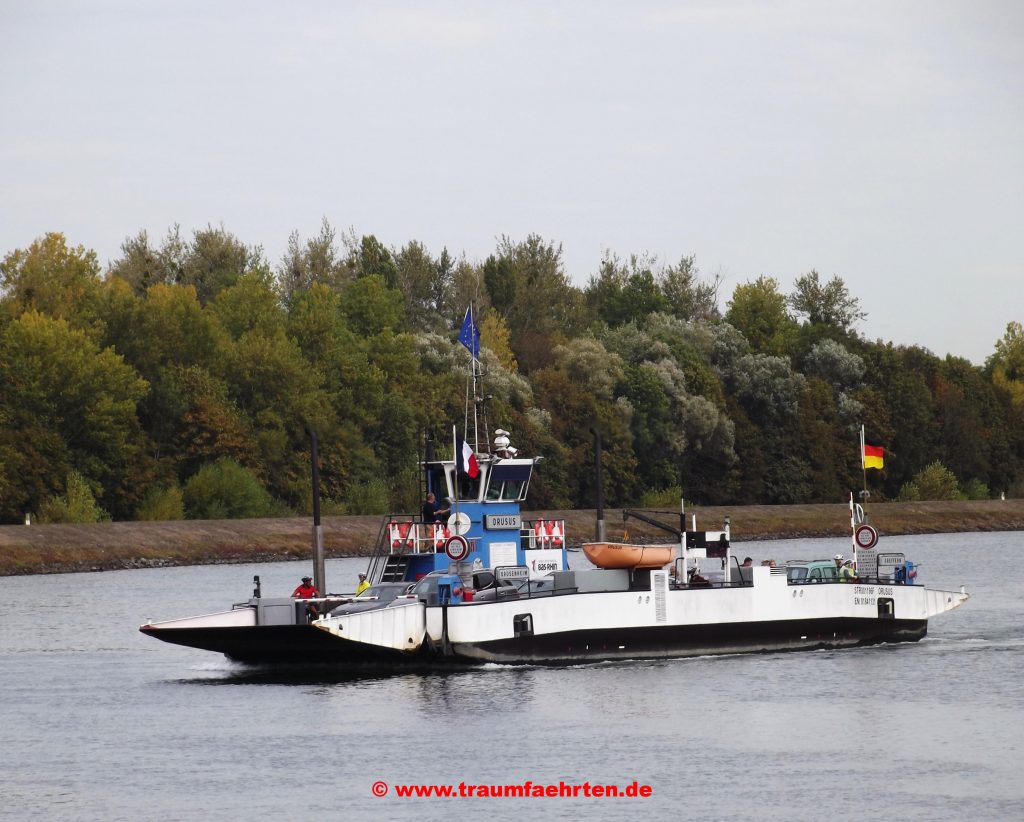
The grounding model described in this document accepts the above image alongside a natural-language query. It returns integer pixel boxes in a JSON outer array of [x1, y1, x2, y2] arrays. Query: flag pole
[[452, 424, 460, 527], [849, 491, 857, 569], [859, 424, 868, 507], [470, 303, 479, 454]]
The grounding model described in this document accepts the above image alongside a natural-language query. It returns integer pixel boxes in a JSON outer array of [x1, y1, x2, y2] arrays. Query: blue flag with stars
[[458, 307, 480, 358]]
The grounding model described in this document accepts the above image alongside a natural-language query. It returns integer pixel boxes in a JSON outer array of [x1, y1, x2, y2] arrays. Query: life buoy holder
[[855, 523, 879, 550], [444, 534, 470, 561], [389, 521, 415, 550]]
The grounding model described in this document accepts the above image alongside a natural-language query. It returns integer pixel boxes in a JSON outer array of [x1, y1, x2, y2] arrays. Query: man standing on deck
[[355, 573, 370, 595], [292, 576, 318, 598], [292, 576, 320, 621], [422, 492, 450, 524]]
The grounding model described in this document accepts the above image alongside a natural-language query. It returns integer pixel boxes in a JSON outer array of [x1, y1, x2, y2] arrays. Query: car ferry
[[141, 322, 969, 666]]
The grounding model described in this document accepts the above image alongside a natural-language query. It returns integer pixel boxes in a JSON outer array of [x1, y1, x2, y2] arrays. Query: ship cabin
[[366, 430, 568, 588]]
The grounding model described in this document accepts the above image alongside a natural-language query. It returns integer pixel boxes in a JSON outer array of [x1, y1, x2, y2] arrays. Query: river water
[[1, 532, 1021, 822]]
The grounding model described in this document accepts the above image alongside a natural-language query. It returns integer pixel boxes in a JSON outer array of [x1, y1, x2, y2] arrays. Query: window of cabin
[[484, 463, 532, 502]]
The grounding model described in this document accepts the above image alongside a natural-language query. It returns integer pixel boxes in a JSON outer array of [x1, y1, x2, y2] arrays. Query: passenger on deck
[[688, 567, 711, 587], [421, 492, 450, 524], [292, 576, 318, 598], [741, 557, 753, 567], [292, 576, 320, 620], [355, 573, 370, 595]]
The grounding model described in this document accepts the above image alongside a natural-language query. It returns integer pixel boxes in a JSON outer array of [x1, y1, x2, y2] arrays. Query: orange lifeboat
[[581, 542, 675, 570]]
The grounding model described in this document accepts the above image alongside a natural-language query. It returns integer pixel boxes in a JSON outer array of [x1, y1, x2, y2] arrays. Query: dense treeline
[[1, 225, 1022, 524]]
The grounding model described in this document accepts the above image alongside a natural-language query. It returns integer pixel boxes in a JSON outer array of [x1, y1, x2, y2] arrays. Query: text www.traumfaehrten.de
[[371, 780, 653, 799]]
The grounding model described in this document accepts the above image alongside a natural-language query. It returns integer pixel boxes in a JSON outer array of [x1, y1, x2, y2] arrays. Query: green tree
[[170, 365, 258, 481], [103, 281, 225, 382], [483, 235, 583, 370], [0, 311, 149, 520], [0, 232, 104, 332], [135, 483, 185, 520], [37, 470, 111, 523], [277, 218, 352, 305], [182, 457, 279, 519], [479, 309, 517, 372], [351, 234, 399, 287], [180, 225, 265, 304], [897, 461, 963, 501], [207, 270, 284, 341], [339, 275, 405, 337], [109, 230, 174, 295], [393, 240, 454, 332], [585, 252, 668, 327], [725, 276, 797, 356], [530, 338, 637, 506], [788, 270, 866, 332], [988, 321, 1024, 409], [621, 363, 677, 490], [658, 254, 721, 322]]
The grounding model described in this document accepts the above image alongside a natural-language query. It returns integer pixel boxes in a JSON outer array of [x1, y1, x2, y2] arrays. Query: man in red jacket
[[292, 576, 320, 620], [292, 576, 319, 598]]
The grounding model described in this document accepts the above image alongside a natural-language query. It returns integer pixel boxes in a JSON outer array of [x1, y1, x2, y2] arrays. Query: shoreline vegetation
[[1, 499, 1022, 577]]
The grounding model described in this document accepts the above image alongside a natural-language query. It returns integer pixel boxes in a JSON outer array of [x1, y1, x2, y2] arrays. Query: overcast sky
[[3, 0, 1021, 364]]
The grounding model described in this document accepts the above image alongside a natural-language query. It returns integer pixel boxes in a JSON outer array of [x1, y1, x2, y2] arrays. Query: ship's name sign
[[485, 514, 521, 530], [495, 565, 529, 582], [853, 585, 894, 606]]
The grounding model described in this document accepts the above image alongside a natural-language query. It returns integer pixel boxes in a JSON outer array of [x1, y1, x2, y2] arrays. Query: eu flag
[[458, 307, 480, 358]]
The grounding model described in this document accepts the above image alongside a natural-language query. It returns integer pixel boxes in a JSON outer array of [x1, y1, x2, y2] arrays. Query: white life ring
[[447, 511, 471, 536]]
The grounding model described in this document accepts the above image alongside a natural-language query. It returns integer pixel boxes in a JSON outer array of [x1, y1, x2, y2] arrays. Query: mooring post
[[591, 427, 605, 542], [308, 427, 326, 596]]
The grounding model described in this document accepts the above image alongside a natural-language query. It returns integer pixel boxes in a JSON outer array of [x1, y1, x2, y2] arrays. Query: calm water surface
[[1, 532, 1022, 822]]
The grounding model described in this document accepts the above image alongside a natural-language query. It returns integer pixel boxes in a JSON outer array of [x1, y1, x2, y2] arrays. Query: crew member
[[839, 560, 857, 582], [421, 492, 450, 524], [355, 572, 370, 595]]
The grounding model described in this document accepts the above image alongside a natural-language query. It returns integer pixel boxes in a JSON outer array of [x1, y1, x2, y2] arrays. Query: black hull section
[[139, 624, 428, 665], [141, 616, 928, 667], [453, 617, 929, 664]]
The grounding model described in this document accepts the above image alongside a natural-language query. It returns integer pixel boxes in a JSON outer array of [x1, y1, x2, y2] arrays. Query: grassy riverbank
[[1, 499, 1022, 576]]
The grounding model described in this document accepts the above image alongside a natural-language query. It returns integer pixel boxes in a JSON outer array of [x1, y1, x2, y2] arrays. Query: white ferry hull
[[426, 569, 969, 664]]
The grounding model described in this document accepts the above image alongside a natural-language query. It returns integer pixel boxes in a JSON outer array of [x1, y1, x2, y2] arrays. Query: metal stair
[[380, 554, 411, 582]]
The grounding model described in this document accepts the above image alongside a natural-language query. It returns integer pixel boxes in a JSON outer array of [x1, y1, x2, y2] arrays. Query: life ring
[[444, 534, 470, 561], [855, 524, 879, 550]]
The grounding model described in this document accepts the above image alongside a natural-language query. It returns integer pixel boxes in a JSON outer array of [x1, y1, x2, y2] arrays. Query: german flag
[[863, 440, 884, 470]]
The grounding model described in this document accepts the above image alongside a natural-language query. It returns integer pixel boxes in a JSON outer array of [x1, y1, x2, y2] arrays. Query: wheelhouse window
[[484, 462, 532, 502]]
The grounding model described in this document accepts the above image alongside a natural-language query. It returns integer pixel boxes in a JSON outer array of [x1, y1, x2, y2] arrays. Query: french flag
[[456, 437, 480, 479]]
